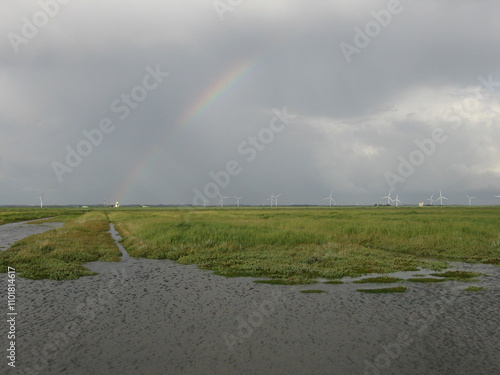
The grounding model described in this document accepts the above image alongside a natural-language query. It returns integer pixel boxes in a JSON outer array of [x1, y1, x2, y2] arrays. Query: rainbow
[[112, 57, 261, 204], [178, 58, 259, 128]]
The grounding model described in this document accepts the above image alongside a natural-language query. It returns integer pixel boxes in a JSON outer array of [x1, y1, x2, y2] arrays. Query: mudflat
[[15, 255, 500, 375]]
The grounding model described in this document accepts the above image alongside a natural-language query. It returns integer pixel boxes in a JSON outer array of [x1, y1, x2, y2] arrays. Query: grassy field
[[108, 206, 500, 284], [0, 207, 85, 225], [1, 206, 499, 282], [0, 211, 120, 279]]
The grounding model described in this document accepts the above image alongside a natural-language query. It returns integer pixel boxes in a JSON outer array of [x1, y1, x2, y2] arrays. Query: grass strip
[[0, 211, 121, 280], [463, 286, 484, 291], [357, 286, 407, 293], [353, 276, 403, 284], [254, 279, 306, 285], [430, 270, 483, 281], [300, 289, 326, 294], [0, 208, 85, 225], [407, 278, 446, 283]]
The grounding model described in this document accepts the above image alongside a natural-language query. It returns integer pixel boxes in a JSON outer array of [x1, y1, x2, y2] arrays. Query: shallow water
[[0, 219, 63, 251], [108, 222, 130, 260], [16, 254, 500, 375], [332, 262, 500, 291]]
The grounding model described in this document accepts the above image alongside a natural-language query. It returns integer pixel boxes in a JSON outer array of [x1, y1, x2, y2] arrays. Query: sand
[[3, 222, 500, 375]]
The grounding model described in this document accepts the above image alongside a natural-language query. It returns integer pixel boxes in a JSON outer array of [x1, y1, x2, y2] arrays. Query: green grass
[[300, 289, 326, 294], [2, 206, 499, 282], [407, 278, 446, 283], [108, 206, 500, 284], [353, 276, 403, 283], [0, 207, 85, 225], [0, 211, 121, 279], [430, 270, 483, 281], [357, 286, 408, 293], [254, 279, 305, 285], [463, 286, 485, 291]]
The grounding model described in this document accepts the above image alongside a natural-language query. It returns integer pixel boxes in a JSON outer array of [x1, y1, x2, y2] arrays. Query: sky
[[1, 0, 500, 206]]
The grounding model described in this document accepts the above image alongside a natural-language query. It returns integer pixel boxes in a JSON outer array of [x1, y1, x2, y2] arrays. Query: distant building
[[115, 202, 120, 208]]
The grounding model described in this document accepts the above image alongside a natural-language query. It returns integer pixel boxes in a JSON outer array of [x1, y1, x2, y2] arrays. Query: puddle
[[0, 219, 63, 252]]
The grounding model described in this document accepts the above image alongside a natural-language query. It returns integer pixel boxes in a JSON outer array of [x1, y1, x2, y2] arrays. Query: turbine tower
[[38, 192, 44, 208], [274, 193, 281, 207], [466, 195, 476, 206], [203, 200, 209, 207], [217, 192, 228, 207], [234, 196, 243, 207], [426, 194, 434, 206], [382, 189, 393, 205], [324, 191, 336, 207], [267, 194, 275, 207], [437, 189, 448, 206], [394, 194, 401, 207]]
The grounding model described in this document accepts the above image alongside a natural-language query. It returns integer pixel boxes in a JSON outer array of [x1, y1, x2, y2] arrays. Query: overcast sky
[[1, 0, 500, 206]]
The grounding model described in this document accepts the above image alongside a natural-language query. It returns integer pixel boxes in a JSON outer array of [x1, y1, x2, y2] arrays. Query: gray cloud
[[1, 0, 499, 206]]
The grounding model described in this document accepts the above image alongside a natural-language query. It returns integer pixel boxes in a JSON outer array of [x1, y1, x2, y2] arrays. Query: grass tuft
[[353, 276, 403, 284], [430, 270, 483, 281], [254, 279, 306, 285], [407, 278, 446, 283], [357, 286, 407, 293], [300, 289, 326, 294], [463, 286, 484, 291]]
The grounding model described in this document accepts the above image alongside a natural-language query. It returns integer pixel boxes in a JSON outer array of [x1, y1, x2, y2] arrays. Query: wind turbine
[[426, 194, 434, 206], [394, 194, 401, 207], [203, 200, 209, 207], [267, 194, 281, 207], [274, 193, 281, 207], [437, 189, 448, 206], [234, 196, 243, 207], [267, 194, 275, 207], [217, 192, 228, 207], [466, 195, 476, 206], [38, 192, 44, 208], [381, 189, 393, 205], [324, 191, 336, 207]]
